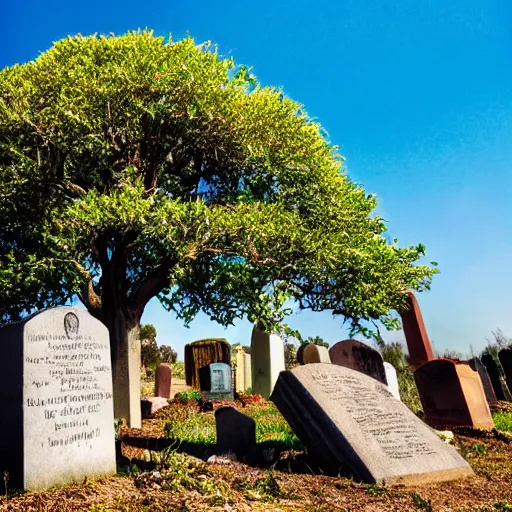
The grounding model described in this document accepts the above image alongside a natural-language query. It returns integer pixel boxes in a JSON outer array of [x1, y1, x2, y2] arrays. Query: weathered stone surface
[[270, 363, 472, 485], [329, 339, 387, 385], [399, 292, 435, 368], [481, 353, 511, 402], [199, 362, 233, 400], [0, 307, 116, 491], [384, 362, 400, 401], [215, 406, 256, 459], [303, 344, 331, 364], [468, 358, 498, 405], [141, 397, 169, 419], [155, 363, 172, 398], [244, 353, 252, 391], [498, 349, 512, 394], [414, 360, 494, 430], [113, 326, 141, 428], [251, 325, 285, 398], [235, 348, 253, 393]]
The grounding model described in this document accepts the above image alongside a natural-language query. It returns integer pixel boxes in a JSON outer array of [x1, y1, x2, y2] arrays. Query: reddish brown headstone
[[399, 292, 435, 369], [155, 363, 172, 398], [296, 344, 307, 365], [414, 359, 494, 430], [329, 339, 387, 385]]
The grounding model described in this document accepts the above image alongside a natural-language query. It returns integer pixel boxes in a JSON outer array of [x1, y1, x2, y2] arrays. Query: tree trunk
[[99, 275, 142, 429], [108, 310, 141, 428]]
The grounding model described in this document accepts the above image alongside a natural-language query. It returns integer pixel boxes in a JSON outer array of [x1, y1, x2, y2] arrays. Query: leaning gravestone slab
[[0, 307, 116, 491], [270, 363, 473, 485]]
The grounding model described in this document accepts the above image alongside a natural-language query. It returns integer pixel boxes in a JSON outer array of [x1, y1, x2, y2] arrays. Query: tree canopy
[[0, 30, 438, 338]]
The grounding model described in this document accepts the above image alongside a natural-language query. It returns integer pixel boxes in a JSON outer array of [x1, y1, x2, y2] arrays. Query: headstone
[[270, 363, 473, 485], [481, 353, 511, 401], [384, 362, 401, 401], [235, 346, 246, 392], [215, 406, 256, 459], [329, 339, 387, 385], [303, 344, 331, 364], [498, 348, 512, 394], [0, 307, 116, 491], [296, 344, 306, 365], [244, 353, 252, 391], [199, 362, 233, 400], [141, 396, 169, 419], [184, 338, 231, 389], [155, 363, 172, 398], [235, 347, 253, 393], [113, 325, 141, 428], [414, 359, 494, 430], [468, 358, 498, 405], [399, 291, 435, 368], [251, 325, 285, 398]]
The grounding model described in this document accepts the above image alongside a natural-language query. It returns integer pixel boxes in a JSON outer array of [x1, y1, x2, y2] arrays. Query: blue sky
[[3, 0, 512, 359]]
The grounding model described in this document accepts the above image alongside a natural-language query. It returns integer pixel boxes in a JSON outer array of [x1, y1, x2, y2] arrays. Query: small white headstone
[[384, 362, 401, 401], [250, 325, 285, 398], [200, 362, 233, 400]]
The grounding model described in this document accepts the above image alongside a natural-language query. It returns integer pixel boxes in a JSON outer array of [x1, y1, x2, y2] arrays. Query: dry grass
[[2, 401, 512, 512]]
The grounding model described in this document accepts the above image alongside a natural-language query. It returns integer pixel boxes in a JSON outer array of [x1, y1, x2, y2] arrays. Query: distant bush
[[171, 361, 185, 379]]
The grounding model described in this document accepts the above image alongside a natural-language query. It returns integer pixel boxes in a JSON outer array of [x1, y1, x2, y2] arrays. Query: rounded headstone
[[251, 325, 285, 398], [303, 344, 331, 364], [329, 339, 387, 385], [0, 307, 116, 491]]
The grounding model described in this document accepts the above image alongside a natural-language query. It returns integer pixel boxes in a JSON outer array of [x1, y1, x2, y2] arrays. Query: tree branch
[[129, 259, 176, 317]]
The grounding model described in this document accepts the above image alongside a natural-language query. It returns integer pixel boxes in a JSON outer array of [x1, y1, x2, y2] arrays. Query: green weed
[[365, 483, 384, 497], [493, 411, 512, 434], [411, 492, 433, 511]]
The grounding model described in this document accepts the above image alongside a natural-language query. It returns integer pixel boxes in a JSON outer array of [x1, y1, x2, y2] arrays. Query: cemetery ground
[[0, 387, 511, 512]]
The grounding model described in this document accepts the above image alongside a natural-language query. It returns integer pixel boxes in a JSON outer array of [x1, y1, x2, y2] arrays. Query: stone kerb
[[0, 307, 116, 491]]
